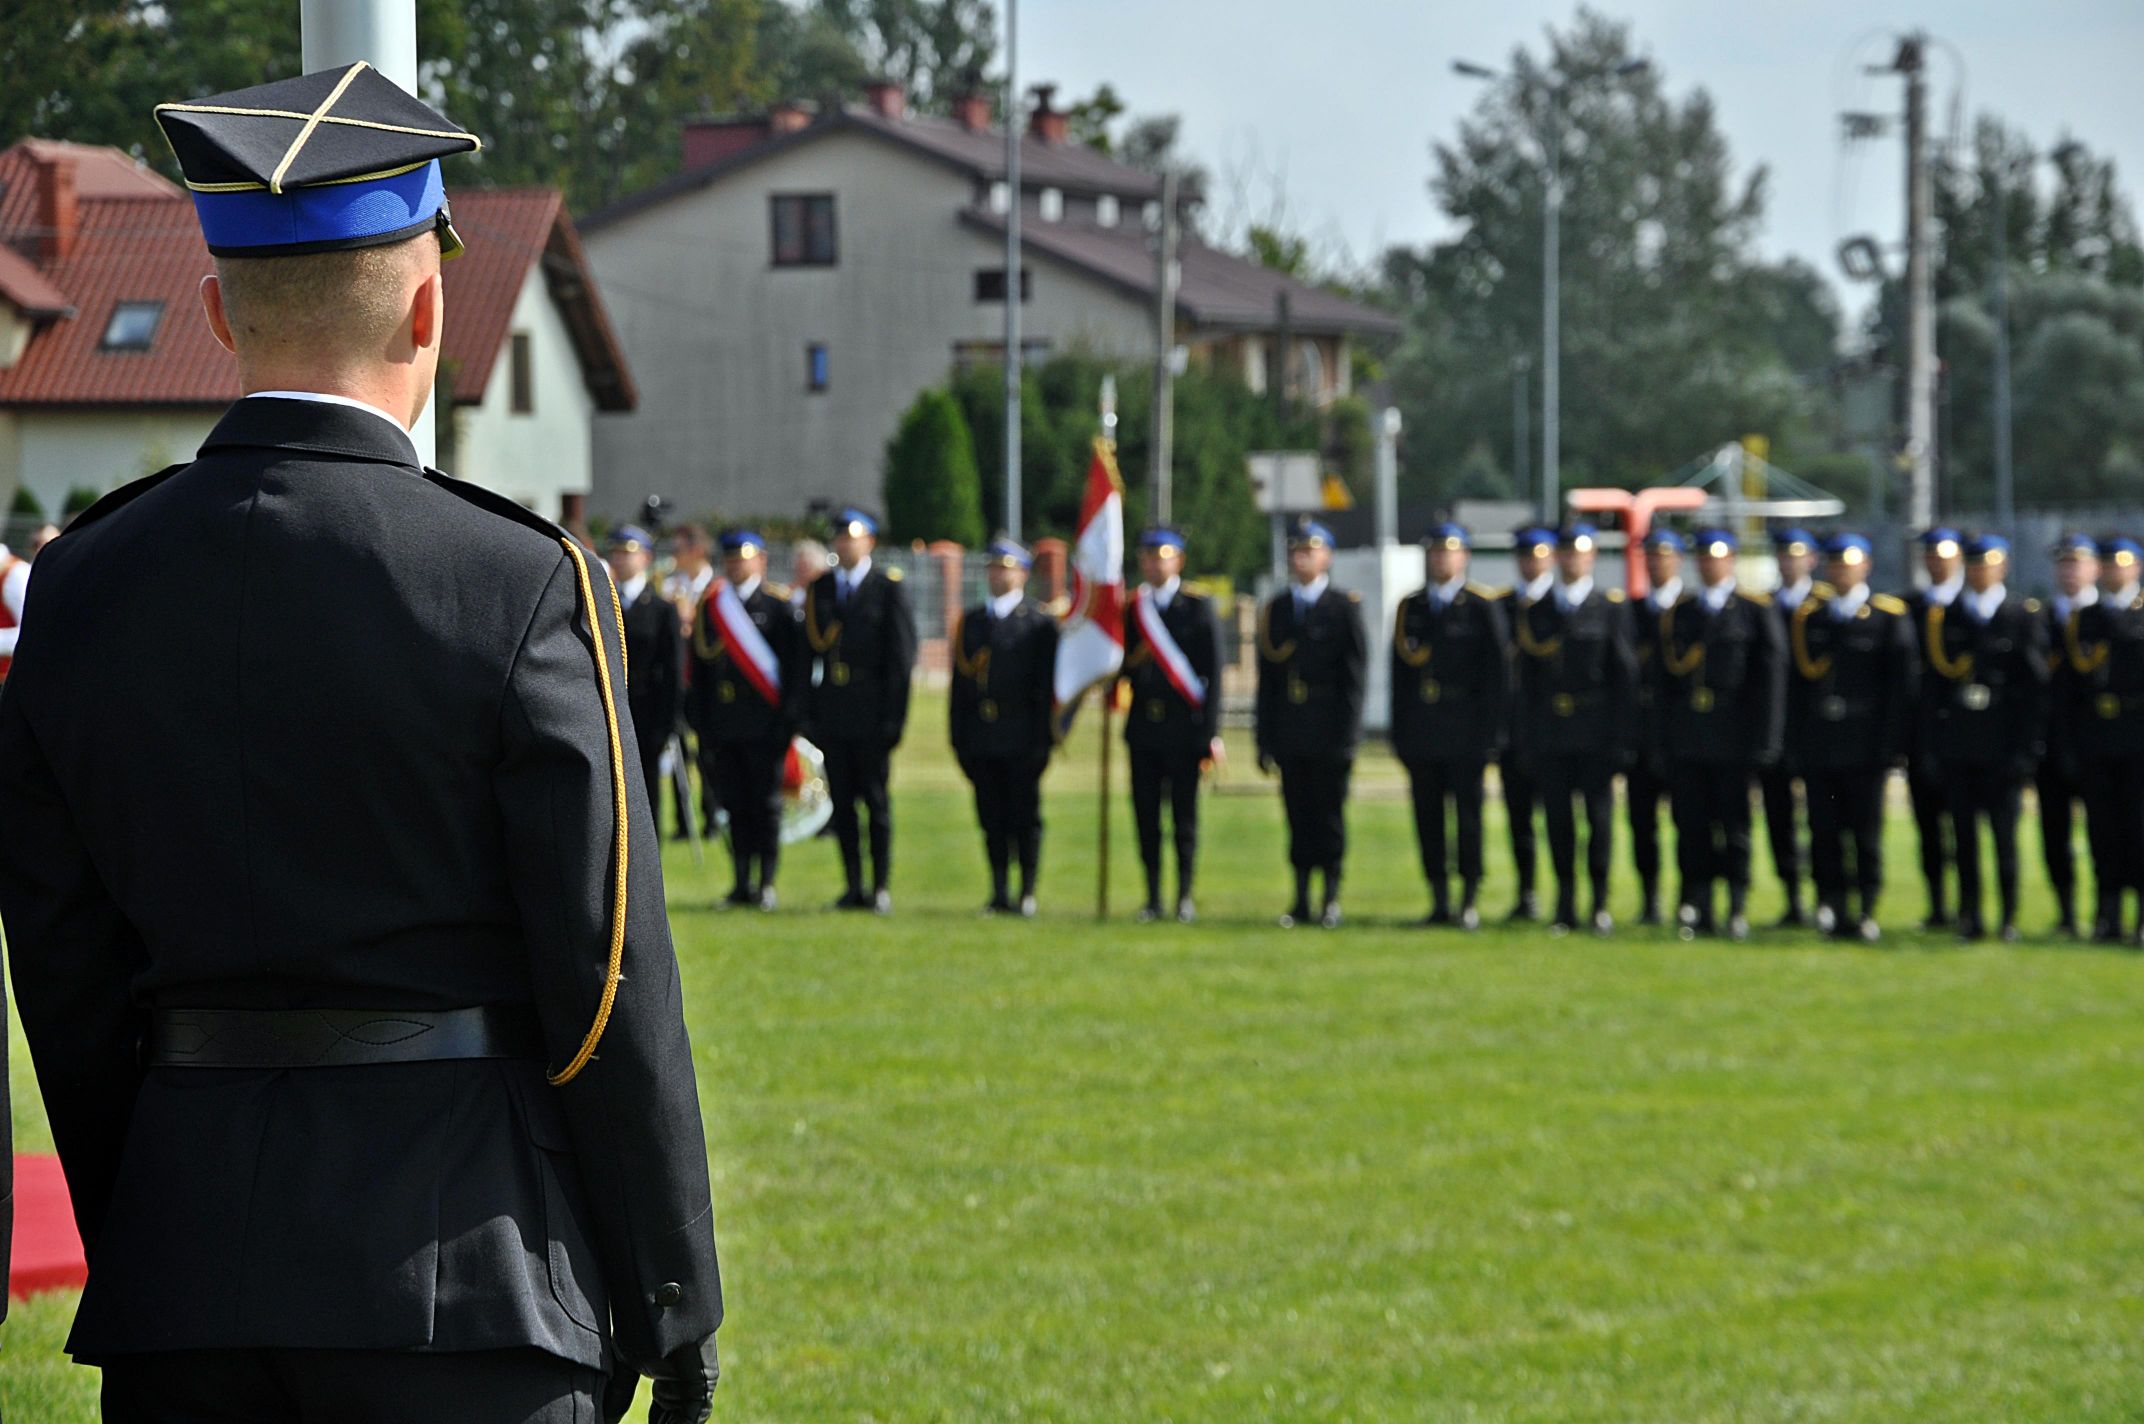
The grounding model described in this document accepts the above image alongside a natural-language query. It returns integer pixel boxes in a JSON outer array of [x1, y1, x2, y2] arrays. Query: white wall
[[448, 264, 595, 517], [586, 129, 1156, 523], [5, 407, 217, 517]]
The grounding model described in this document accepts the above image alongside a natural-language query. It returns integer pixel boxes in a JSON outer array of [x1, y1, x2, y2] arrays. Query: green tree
[[10, 486, 44, 520], [884, 387, 984, 545]]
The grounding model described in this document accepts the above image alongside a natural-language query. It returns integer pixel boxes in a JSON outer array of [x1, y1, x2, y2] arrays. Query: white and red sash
[[0, 554, 22, 682], [1133, 586, 1204, 708], [708, 580, 781, 707]]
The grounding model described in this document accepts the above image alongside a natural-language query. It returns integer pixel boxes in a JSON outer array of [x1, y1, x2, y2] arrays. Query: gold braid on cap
[[1790, 596, 1832, 681], [549, 537, 631, 1088], [1925, 604, 1973, 682]]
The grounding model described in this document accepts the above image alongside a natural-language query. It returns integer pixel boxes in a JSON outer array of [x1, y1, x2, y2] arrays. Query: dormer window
[[100, 301, 163, 351], [1096, 194, 1120, 228], [1039, 187, 1063, 223]]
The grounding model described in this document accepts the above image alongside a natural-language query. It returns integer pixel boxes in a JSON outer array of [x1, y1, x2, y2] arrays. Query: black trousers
[[1402, 755, 1486, 896], [1758, 762, 1803, 896], [2035, 759, 2084, 911], [1806, 765, 1886, 920], [964, 752, 1045, 895], [1536, 754, 1614, 915], [1130, 745, 1202, 900], [1670, 763, 1754, 916], [2082, 755, 2144, 918], [1277, 755, 1352, 878], [710, 733, 787, 891], [631, 713, 667, 825], [1944, 761, 2023, 927], [1502, 756, 1538, 896], [1908, 759, 1952, 916], [101, 1346, 605, 1424], [1626, 761, 1670, 903], [824, 737, 893, 893]]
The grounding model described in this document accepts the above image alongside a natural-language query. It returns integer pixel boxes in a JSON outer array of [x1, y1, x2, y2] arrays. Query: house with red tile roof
[[579, 83, 1399, 523], [0, 140, 634, 531]]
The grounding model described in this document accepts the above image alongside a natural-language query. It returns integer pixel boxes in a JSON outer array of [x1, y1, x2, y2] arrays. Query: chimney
[[768, 99, 811, 136], [952, 90, 992, 134], [33, 152, 77, 264], [864, 79, 906, 121], [1027, 82, 1068, 145], [681, 117, 771, 170]]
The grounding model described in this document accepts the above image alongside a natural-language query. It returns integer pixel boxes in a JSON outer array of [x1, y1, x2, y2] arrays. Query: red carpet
[[10, 1153, 86, 1298]]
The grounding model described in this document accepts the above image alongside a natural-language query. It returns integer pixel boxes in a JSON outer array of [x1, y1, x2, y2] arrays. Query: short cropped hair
[[214, 232, 437, 360]]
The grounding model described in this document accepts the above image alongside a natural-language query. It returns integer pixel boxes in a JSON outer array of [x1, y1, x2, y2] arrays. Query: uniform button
[[654, 1282, 684, 1308]]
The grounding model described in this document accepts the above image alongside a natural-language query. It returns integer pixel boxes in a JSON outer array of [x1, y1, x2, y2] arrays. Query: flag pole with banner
[[1053, 436, 1126, 916]]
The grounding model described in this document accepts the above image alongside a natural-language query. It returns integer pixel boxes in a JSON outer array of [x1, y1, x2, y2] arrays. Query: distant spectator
[[665, 523, 714, 616], [26, 523, 61, 559], [791, 537, 830, 607]]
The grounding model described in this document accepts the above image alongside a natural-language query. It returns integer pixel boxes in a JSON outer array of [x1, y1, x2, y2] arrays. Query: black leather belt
[[146, 1005, 544, 1069]]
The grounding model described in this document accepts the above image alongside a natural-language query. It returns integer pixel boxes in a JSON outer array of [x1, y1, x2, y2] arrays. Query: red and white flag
[[1052, 437, 1125, 717], [707, 579, 782, 706], [1132, 586, 1205, 708]]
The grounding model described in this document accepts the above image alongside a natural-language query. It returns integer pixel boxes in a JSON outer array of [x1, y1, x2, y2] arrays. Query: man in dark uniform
[[1122, 526, 1223, 923], [691, 528, 807, 909], [1390, 522, 1510, 928], [2037, 533, 2101, 936], [0, 69, 719, 1420], [1904, 527, 1966, 927], [803, 507, 916, 913], [1761, 528, 1819, 926], [1255, 518, 1367, 928], [1924, 533, 2050, 941], [2074, 537, 2144, 943], [1512, 523, 1635, 935], [1626, 528, 1686, 925], [950, 538, 1059, 916], [1499, 524, 1558, 921], [1786, 534, 1916, 941], [1654, 529, 1785, 940], [609, 524, 685, 809]]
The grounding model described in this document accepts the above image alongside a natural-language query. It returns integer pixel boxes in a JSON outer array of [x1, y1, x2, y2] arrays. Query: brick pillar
[[1033, 538, 1069, 606], [921, 540, 966, 678]]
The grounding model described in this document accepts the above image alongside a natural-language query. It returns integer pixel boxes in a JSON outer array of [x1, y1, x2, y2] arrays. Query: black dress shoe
[[1136, 901, 1162, 924], [1773, 907, 1806, 930], [1998, 922, 2022, 944], [1279, 902, 1309, 928], [832, 889, 870, 910], [1507, 893, 1540, 923], [1424, 905, 1454, 927], [724, 886, 755, 908], [984, 897, 1013, 915], [1957, 918, 1986, 943], [1922, 912, 1954, 931]]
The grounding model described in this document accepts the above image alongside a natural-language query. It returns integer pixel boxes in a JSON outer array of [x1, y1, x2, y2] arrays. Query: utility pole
[[301, 0, 430, 465], [1002, 0, 1022, 539], [1898, 32, 1936, 533], [1541, 88, 1562, 522], [1511, 356, 1531, 510], [1271, 290, 1292, 422], [1150, 169, 1179, 523], [1990, 170, 2016, 535]]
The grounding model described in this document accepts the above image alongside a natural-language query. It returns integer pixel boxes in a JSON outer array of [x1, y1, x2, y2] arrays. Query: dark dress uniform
[[1389, 577, 1510, 921], [1903, 540, 1965, 925], [2037, 587, 2094, 933], [950, 586, 1059, 910], [1786, 581, 1916, 934], [1759, 575, 1819, 921], [690, 571, 808, 904], [803, 555, 917, 905], [1512, 579, 1637, 929], [2064, 568, 2144, 940], [1255, 581, 1368, 920], [1625, 581, 1680, 923], [616, 557, 685, 811], [1122, 580, 1222, 916], [1654, 581, 1786, 934], [1923, 572, 2051, 938], [0, 399, 720, 1407]]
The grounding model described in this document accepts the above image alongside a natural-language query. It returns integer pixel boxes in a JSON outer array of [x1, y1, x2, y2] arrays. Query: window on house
[[100, 301, 163, 351], [770, 193, 838, 266], [509, 331, 533, 413], [806, 342, 830, 392], [1039, 187, 1064, 222], [973, 268, 1033, 303], [1096, 194, 1120, 228]]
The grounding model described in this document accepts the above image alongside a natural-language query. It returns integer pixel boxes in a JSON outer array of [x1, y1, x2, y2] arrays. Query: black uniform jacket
[[1652, 587, 1786, 767], [1785, 590, 1917, 770], [619, 578, 684, 752], [1254, 584, 1367, 761], [1389, 582, 1510, 764], [949, 598, 1059, 763], [2067, 586, 2144, 764], [1625, 592, 1676, 775], [1920, 591, 2051, 770], [1511, 584, 1636, 760], [0, 399, 719, 1369], [1122, 585, 1222, 758], [802, 562, 917, 746], [690, 579, 807, 744]]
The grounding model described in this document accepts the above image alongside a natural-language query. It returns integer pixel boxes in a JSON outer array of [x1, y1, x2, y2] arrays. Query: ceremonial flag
[[1052, 437, 1126, 730]]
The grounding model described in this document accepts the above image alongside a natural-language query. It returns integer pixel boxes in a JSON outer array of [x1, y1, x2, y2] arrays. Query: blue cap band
[[192, 159, 445, 255]]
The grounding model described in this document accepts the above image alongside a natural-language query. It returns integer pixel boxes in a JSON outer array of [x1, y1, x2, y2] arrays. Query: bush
[[10, 486, 43, 519], [884, 388, 985, 546], [61, 486, 101, 517]]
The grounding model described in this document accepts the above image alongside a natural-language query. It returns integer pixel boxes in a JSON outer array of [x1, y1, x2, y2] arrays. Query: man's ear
[[411, 271, 443, 352], [199, 273, 238, 355]]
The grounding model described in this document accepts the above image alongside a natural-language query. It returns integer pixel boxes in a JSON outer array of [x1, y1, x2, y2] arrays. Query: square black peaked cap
[[155, 62, 479, 194]]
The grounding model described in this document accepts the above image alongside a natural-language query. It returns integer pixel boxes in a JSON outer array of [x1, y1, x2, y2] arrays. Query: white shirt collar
[[1828, 583, 1870, 619], [619, 572, 649, 605], [988, 588, 1025, 619], [1432, 573, 1467, 605], [731, 573, 762, 602], [1520, 571, 1555, 604], [1965, 583, 2007, 620], [1555, 574, 1594, 609], [2055, 586, 2099, 619], [840, 556, 872, 587], [1926, 571, 1965, 607], [1647, 576, 1683, 611], [1701, 576, 1736, 612], [1776, 576, 1812, 610], [1148, 575, 1181, 609], [668, 564, 714, 601], [247, 389, 410, 436], [1293, 574, 1329, 605]]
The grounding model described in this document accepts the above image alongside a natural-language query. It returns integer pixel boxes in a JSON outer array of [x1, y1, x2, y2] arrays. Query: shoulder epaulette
[[63, 463, 187, 533], [421, 468, 569, 544], [1491, 587, 1514, 600], [1871, 593, 1908, 615], [1347, 590, 1363, 603], [1812, 581, 1837, 598], [884, 565, 904, 582], [1465, 580, 1496, 599], [1738, 589, 1773, 607], [2024, 597, 2042, 613], [765, 581, 792, 602], [1605, 588, 1625, 603]]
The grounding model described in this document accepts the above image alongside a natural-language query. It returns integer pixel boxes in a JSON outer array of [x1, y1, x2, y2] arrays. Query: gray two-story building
[[580, 83, 1398, 523]]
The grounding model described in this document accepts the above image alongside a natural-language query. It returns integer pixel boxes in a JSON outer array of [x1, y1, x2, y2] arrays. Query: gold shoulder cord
[[1659, 606, 1705, 677], [2066, 606, 2110, 676], [1925, 604, 1973, 681], [550, 538, 631, 1087], [1511, 600, 1561, 659], [950, 613, 991, 684], [1257, 600, 1297, 663], [804, 585, 843, 654], [1393, 600, 1432, 669], [1790, 596, 1832, 681]]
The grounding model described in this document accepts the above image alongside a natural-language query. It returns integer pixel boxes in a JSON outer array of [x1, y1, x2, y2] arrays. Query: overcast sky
[[1022, 0, 2144, 312]]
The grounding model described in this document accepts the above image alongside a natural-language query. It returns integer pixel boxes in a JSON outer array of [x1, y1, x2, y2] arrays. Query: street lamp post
[[1453, 56, 1648, 522]]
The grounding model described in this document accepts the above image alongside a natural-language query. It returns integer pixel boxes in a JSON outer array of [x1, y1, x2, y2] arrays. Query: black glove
[[1256, 748, 1276, 776], [647, 1334, 720, 1424]]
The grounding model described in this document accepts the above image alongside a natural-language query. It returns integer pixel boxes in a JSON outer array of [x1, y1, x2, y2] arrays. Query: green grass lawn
[[6, 691, 2142, 1421]]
